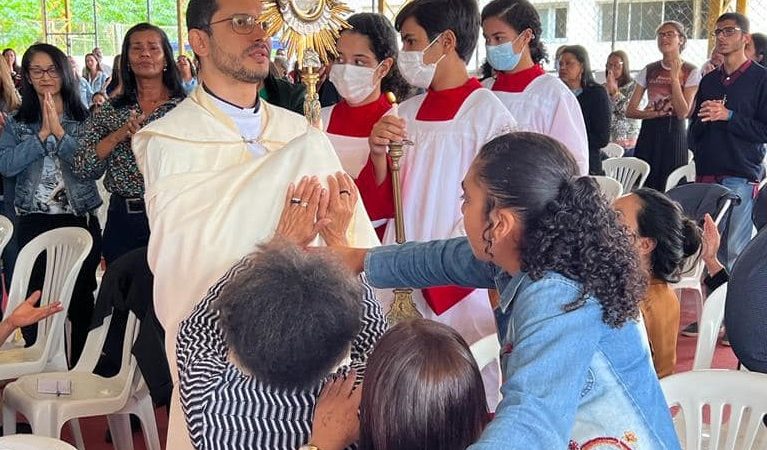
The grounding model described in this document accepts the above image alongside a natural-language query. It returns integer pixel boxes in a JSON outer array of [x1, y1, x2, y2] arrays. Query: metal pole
[[65, 0, 72, 54], [147, 0, 151, 23], [177, 0, 185, 55], [41, 0, 49, 43], [93, 0, 99, 48], [736, 0, 747, 15], [610, 0, 618, 52]]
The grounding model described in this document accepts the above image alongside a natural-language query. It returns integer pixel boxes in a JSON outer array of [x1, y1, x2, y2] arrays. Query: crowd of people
[[0, 0, 766, 448]]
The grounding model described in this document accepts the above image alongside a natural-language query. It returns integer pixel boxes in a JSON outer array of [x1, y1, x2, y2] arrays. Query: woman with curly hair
[[614, 188, 701, 378], [321, 12, 412, 239], [325, 132, 680, 449]]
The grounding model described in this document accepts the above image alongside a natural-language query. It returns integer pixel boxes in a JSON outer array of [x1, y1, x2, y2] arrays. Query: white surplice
[[133, 87, 379, 450], [482, 74, 589, 175], [378, 87, 515, 409]]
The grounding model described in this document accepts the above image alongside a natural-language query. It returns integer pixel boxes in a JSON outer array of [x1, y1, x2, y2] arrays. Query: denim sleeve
[[0, 117, 46, 177], [363, 237, 497, 290], [468, 277, 604, 449]]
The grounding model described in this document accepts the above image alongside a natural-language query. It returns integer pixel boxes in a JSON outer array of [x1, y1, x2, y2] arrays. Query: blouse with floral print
[[608, 80, 641, 148], [73, 96, 183, 197]]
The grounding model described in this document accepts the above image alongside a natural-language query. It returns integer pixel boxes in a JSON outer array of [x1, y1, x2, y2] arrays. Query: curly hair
[[633, 188, 702, 283], [344, 13, 414, 103], [475, 132, 645, 327], [481, 0, 548, 64]]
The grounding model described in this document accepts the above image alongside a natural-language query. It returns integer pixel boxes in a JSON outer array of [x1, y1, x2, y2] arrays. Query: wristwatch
[[298, 445, 320, 450]]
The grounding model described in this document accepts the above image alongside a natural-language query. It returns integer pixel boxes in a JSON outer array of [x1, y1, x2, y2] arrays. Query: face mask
[[329, 63, 381, 105], [486, 32, 526, 72], [398, 34, 444, 89]]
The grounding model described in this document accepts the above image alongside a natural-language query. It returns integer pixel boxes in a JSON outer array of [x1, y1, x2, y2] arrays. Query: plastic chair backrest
[[2, 227, 92, 375], [601, 142, 625, 159], [725, 228, 767, 374], [591, 176, 623, 202], [0, 215, 13, 257], [602, 157, 651, 192], [665, 162, 697, 192], [469, 334, 500, 371], [692, 284, 727, 370], [74, 309, 140, 381], [661, 369, 767, 450]]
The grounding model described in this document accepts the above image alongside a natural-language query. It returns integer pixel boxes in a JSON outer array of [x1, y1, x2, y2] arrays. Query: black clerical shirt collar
[[203, 83, 261, 113]]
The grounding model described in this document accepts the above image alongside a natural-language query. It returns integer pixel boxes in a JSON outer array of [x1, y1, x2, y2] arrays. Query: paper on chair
[[37, 379, 71, 396]]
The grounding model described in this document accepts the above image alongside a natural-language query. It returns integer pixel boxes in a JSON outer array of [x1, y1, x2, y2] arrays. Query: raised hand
[[319, 172, 358, 246], [276, 176, 330, 247], [309, 372, 361, 450], [8, 291, 64, 329], [45, 92, 65, 140]]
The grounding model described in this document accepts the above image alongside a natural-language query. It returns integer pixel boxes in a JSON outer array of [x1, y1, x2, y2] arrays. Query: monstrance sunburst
[[260, 0, 352, 127]]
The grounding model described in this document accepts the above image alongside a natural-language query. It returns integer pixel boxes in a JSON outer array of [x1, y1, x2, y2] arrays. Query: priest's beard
[[210, 41, 269, 84]]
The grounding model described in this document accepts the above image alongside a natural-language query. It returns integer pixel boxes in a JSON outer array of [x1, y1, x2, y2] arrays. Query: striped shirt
[[177, 258, 387, 450]]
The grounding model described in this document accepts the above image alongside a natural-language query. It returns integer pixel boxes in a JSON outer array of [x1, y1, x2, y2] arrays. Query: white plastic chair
[[602, 157, 651, 193], [692, 284, 727, 370], [661, 370, 767, 450], [671, 199, 733, 326], [689, 149, 695, 162], [0, 227, 93, 378], [2, 311, 161, 450], [665, 162, 697, 192], [470, 334, 501, 371], [591, 176, 624, 202], [0, 215, 13, 258], [0, 434, 77, 449], [601, 142, 625, 159]]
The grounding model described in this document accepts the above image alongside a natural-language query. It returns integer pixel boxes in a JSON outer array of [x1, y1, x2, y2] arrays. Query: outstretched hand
[[276, 176, 330, 247], [319, 172, 358, 247], [8, 291, 64, 329]]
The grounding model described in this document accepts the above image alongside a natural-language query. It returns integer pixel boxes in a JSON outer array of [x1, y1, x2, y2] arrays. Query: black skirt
[[634, 116, 689, 191]]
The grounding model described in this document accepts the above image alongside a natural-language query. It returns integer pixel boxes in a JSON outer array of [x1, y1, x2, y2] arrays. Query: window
[[599, 0, 694, 42], [537, 5, 568, 41]]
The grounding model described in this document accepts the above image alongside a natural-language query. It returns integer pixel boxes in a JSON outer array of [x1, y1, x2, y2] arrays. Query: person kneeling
[[176, 240, 386, 450]]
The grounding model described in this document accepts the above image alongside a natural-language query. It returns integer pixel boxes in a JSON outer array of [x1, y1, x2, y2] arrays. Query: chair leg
[[107, 413, 135, 450], [695, 288, 704, 324], [2, 404, 16, 435], [68, 418, 85, 450], [136, 396, 162, 450]]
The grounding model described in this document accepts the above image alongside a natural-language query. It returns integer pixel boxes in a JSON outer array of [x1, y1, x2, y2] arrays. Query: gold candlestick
[[385, 92, 421, 324]]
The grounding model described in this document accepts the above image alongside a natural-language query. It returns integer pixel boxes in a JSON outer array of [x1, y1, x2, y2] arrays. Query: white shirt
[[209, 95, 267, 157]]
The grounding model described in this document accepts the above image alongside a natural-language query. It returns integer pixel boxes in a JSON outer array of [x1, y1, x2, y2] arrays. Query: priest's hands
[[276, 176, 330, 247], [319, 172, 358, 247], [309, 371, 361, 450], [369, 115, 406, 156], [276, 173, 359, 247]]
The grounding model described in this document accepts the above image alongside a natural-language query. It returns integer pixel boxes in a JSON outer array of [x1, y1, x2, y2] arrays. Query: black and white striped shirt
[[176, 259, 387, 450]]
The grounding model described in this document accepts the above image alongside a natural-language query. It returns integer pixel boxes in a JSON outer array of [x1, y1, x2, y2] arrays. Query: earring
[[163, 64, 167, 72]]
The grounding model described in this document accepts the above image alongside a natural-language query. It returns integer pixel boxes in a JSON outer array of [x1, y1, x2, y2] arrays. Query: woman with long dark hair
[[558, 45, 611, 175], [614, 189, 701, 378], [0, 43, 102, 365], [83, 52, 109, 95], [627, 21, 700, 190], [308, 319, 487, 450], [2, 49, 22, 89], [321, 12, 412, 239], [318, 132, 680, 448], [604, 50, 640, 151], [105, 54, 122, 97], [480, 0, 588, 175], [73, 23, 185, 264], [176, 54, 198, 94]]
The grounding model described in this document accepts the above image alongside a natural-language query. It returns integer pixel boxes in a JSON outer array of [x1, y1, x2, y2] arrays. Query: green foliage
[[0, 0, 183, 56]]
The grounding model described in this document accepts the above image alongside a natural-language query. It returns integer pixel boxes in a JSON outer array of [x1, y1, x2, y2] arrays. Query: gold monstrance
[[384, 92, 422, 324], [260, 0, 352, 128]]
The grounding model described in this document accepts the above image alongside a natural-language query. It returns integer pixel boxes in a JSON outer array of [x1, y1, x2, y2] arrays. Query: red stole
[[491, 65, 545, 93], [413, 78, 481, 314]]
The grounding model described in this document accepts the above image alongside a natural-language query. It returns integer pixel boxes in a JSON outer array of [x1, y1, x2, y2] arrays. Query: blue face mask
[[485, 33, 524, 72]]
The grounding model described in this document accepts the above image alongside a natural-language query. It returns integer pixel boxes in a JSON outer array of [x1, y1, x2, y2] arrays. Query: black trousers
[[17, 212, 102, 366], [102, 194, 150, 265]]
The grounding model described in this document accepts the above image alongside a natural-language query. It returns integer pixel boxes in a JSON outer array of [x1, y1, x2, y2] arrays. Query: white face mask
[[397, 34, 444, 89], [329, 62, 381, 105]]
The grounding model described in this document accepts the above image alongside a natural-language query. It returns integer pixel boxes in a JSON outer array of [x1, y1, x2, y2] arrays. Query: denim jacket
[[365, 237, 681, 450], [0, 114, 101, 215]]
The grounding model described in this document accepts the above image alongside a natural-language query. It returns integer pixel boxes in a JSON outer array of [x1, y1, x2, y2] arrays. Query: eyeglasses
[[656, 30, 679, 39], [711, 26, 742, 37], [208, 14, 269, 35], [28, 67, 60, 79]]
